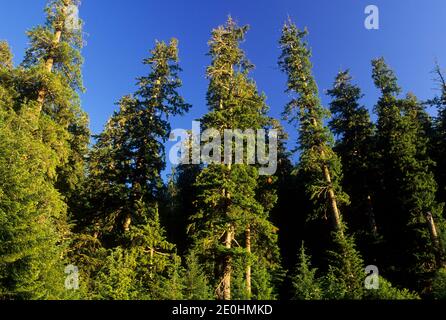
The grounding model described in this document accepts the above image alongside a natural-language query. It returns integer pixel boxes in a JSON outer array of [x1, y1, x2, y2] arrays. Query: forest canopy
[[0, 0, 446, 301]]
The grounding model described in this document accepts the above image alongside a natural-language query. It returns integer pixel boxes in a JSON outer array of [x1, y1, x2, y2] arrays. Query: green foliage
[[94, 247, 140, 300], [182, 252, 213, 300], [23, 0, 84, 92], [290, 244, 322, 300], [0, 14, 77, 299], [328, 70, 377, 238], [0, 41, 13, 69], [322, 232, 365, 300], [0, 90, 68, 300], [81, 38, 189, 239], [432, 268, 446, 299], [93, 233, 185, 300], [365, 277, 420, 300], [3, 4, 446, 301], [22, 0, 89, 200], [76, 38, 189, 300], [189, 17, 281, 300], [371, 58, 445, 285], [279, 20, 349, 223]]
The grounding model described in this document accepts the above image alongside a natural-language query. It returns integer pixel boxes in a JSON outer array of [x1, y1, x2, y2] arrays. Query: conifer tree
[[84, 39, 189, 239], [163, 145, 202, 254], [94, 247, 140, 300], [182, 251, 213, 300], [322, 233, 365, 299], [0, 49, 68, 299], [290, 244, 322, 300], [82, 39, 190, 299], [430, 64, 446, 221], [372, 58, 445, 287], [21, 0, 90, 216], [278, 20, 349, 235], [431, 268, 446, 299], [190, 17, 280, 300], [327, 70, 377, 239], [278, 22, 377, 301], [364, 277, 420, 300], [8, 1, 91, 298]]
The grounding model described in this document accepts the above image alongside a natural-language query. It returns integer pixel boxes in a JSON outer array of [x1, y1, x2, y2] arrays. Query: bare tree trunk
[[149, 247, 154, 278], [150, 247, 154, 264], [222, 225, 233, 300], [425, 212, 444, 267], [246, 225, 252, 299], [123, 214, 132, 232], [322, 164, 343, 235], [218, 161, 234, 300], [310, 117, 344, 236], [367, 195, 378, 237]]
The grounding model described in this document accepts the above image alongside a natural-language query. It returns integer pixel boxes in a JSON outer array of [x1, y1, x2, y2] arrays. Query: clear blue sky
[[1, 0, 446, 172]]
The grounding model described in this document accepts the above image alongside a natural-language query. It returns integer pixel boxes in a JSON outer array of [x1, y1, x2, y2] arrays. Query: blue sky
[[1, 0, 446, 172]]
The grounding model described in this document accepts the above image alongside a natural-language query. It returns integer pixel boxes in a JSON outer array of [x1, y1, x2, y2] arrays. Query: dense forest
[[1, 0, 446, 300]]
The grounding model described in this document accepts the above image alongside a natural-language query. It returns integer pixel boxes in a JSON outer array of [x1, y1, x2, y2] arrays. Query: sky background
[[1, 0, 446, 175]]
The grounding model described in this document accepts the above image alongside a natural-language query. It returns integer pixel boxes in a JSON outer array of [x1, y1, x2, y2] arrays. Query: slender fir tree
[[290, 244, 322, 300], [190, 17, 280, 300], [22, 0, 90, 204], [372, 58, 445, 289], [327, 70, 377, 239], [430, 63, 446, 223], [182, 251, 213, 300], [80, 39, 190, 298], [278, 20, 349, 236]]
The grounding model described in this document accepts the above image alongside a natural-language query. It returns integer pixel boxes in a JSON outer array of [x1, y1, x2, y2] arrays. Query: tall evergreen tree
[[84, 39, 189, 239], [190, 17, 280, 300], [278, 20, 349, 236], [327, 70, 377, 237], [372, 58, 445, 289], [0, 44, 68, 299], [21, 0, 90, 221], [162, 137, 202, 255], [430, 63, 446, 221], [80, 39, 190, 298]]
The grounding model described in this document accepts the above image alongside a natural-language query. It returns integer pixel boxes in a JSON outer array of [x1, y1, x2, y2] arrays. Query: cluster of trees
[[1, 1, 446, 300]]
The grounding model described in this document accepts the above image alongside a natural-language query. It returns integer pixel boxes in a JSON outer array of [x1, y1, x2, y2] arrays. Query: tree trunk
[[322, 164, 343, 235], [219, 162, 233, 300], [149, 247, 154, 279], [367, 195, 378, 237], [222, 225, 233, 300], [246, 225, 252, 299], [425, 212, 444, 267], [311, 117, 344, 236], [150, 247, 154, 264], [123, 214, 132, 232]]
